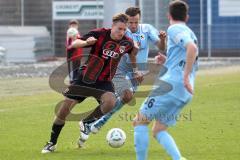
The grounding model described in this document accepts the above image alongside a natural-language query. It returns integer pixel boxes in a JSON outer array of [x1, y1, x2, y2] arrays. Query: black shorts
[[63, 75, 115, 102]]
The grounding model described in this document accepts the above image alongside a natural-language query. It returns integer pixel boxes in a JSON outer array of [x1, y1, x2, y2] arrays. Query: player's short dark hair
[[125, 7, 141, 17], [169, 0, 189, 21], [69, 19, 79, 26], [112, 13, 128, 24]]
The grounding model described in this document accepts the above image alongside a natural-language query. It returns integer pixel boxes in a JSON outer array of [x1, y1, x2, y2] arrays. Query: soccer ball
[[67, 27, 78, 38], [106, 128, 126, 148]]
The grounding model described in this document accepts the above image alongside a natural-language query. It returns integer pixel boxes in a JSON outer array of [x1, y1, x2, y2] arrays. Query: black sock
[[50, 123, 65, 145], [83, 105, 104, 124]]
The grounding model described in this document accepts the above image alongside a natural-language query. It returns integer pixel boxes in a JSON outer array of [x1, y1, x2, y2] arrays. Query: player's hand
[[154, 52, 166, 65], [184, 76, 193, 94], [133, 41, 140, 50], [86, 37, 97, 45], [159, 30, 167, 41], [133, 71, 144, 84]]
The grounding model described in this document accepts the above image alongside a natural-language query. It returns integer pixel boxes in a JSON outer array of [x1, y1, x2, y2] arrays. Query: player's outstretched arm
[[157, 30, 167, 52], [184, 42, 198, 94], [70, 37, 97, 48]]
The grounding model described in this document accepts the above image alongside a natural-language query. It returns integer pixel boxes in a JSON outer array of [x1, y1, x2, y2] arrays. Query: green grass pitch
[[0, 66, 240, 160]]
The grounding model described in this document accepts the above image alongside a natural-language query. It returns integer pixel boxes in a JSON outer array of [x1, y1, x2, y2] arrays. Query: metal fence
[[140, 0, 240, 57], [0, 0, 240, 59]]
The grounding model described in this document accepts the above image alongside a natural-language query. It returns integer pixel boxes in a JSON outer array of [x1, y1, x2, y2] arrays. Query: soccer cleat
[[78, 121, 91, 148], [90, 123, 100, 134], [41, 142, 56, 153], [90, 117, 107, 134]]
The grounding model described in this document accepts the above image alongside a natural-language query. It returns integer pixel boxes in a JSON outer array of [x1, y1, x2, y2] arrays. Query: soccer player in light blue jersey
[[133, 1, 198, 160], [86, 7, 166, 135]]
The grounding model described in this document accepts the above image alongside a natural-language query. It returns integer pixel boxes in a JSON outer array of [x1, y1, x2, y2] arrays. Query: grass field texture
[[0, 66, 240, 160]]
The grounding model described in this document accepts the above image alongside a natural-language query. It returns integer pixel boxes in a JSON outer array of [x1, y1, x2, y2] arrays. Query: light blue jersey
[[140, 23, 198, 126], [117, 24, 159, 73], [161, 23, 198, 102]]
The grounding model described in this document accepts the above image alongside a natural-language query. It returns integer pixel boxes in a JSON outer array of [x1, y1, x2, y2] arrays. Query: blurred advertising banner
[[52, 1, 103, 20]]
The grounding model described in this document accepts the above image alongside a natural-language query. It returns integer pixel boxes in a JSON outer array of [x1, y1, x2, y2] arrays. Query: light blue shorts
[[140, 93, 190, 126], [112, 72, 138, 97]]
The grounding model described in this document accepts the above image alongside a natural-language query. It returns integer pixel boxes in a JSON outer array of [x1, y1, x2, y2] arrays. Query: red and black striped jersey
[[80, 28, 133, 82], [66, 33, 83, 61]]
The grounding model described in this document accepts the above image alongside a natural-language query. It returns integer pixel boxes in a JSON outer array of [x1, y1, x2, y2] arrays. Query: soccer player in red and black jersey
[[42, 13, 140, 153], [66, 19, 83, 84]]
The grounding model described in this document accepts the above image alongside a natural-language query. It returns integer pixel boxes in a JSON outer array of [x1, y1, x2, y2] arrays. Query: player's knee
[[132, 118, 149, 127], [105, 98, 116, 108], [101, 92, 116, 112], [152, 128, 163, 138], [132, 113, 150, 127], [121, 89, 133, 104], [152, 123, 167, 138], [132, 119, 138, 127]]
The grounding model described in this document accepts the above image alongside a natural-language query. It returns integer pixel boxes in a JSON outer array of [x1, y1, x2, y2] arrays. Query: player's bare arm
[[129, 41, 144, 84], [71, 37, 97, 48], [184, 42, 198, 94], [129, 40, 139, 69], [154, 31, 167, 65]]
